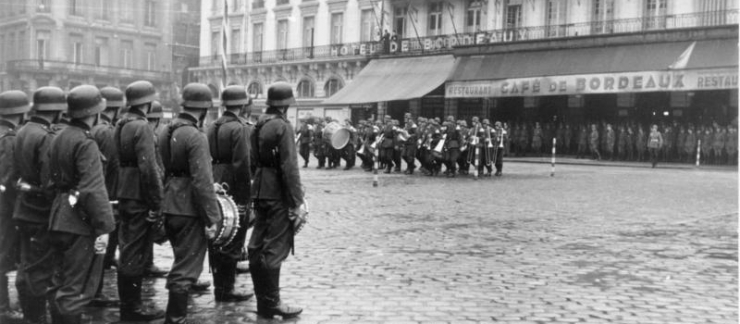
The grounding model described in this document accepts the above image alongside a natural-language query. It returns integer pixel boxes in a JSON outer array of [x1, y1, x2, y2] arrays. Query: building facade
[[194, 0, 738, 127], [0, 0, 185, 109]]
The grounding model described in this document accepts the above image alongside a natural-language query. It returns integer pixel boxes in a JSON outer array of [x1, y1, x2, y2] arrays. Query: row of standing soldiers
[[296, 114, 509, 178]]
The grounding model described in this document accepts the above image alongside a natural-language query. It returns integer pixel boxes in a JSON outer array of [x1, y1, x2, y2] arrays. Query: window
[[253, 23, 263, 52], [546, 0, 567, 37], [212, 0, 220, 14], [36, 30, 50, 61], [70, 0, 82, 16], [121, 40, 133, 68], [253, 0, 264, 9], [277, 19, 288, 50], [18, 1, 26, 13], [145, 43, 156, 71], [644, 0, 667, 29], [360, 10, 376, 42], [231, 28, 241, 53], [18, 31, 26, 59], [211, 31, 220, 57], [276, 0, 289, 4], [8, 33, 15, 60], [72, 36, 84, 64], [428, 2, 443, 36], [121, 0, 134, 23], [94, 37, 109, 66], [296, 79, 314, 98], [95, 0, 110, 19], [247, 82, 262, 98], [701, 0, 728, 25], [233, 0, 241, 12], [0, 35, 4, 64], [145, 0, 156, 27], [466, 0, 483, 33], [303, 16, 315, 47], [505, 4, 522, 29], [324, 79, 343, 97], [592, 0, 614, 34], [331, 13, 343, 44], [394, 7, 407, 38], [37, 0, 51, 12]]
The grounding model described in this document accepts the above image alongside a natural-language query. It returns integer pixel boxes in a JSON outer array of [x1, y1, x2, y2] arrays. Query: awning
[[446, 39, 738, 98], [323, 55, 455, 105]]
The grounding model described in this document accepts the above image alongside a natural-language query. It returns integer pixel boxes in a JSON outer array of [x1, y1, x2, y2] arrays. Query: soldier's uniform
[[47, 85, 116, 324], [443, 117, 462, 177], [402, 116, 418, 174], [13, 87, 65, 324], [392, 120, 403, 172], [158, 83, 221, 324], [684, 128, 697, 163], [248, 83, 304, 319], [206, 86, 253, 302], [493, 121, 507, 176], [380, 120, 395, 173], [297, 121, 312, 168], [456, 120, 470, 175], [0, 91, 30, 320], [532, 124, 543, 156], [472, 120, 493, 176], [313, 122, 326, 169], [589, 125, 601, 160], [114, 81, 166, 321], [341, 120, 357, 170]]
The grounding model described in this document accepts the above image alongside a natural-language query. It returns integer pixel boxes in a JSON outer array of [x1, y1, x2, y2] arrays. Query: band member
[[380, 116, 395, 173], [428, 119, 444, 176], [392, 119, 403, 173], [158, 83, 220, 324], [478, 119, 494, 177], [297, 119, 313, 168], [0, 91, 30, 322], [325, 117, 341, 169], [342, 119, 357, 170], [13, 87, 66, 324], [47, 85, 116, 324], [88, 86, 123, 308], [457, 120, 470, 175], [313, 120, 326, 169], [249, 82, 304, 318], [206, 86, 254, 302], [493, 121, 507, 176], [402, 114, 417, 174], [143, 101, 170, 278], [443, 116, 462, 177]]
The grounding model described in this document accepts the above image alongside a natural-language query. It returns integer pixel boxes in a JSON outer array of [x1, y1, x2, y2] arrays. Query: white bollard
[[696, 139, 701, 167], [473, 147, 480, 180], [551, 138, 556, 177], [372, 155, 379, 187]]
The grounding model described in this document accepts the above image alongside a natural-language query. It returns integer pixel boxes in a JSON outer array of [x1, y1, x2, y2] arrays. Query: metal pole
[[696, 139, 701, 167], [551, 138, 556, 177], [373, 154, 379, 187]]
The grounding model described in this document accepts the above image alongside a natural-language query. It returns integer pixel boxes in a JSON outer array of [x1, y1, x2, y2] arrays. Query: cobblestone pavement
[[7, 161, 737, 324]]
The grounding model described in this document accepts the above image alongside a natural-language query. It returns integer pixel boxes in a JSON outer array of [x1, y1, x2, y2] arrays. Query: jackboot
[[60, 314, 81, 324], [88, 274, 119, 308], [214, 262, 252, 302], [23, 296, 47, 324], [164, 291, 191, 324], [257, 267, 302, 319], [48, 293, 61, 324], [118, 275, 165, 321]]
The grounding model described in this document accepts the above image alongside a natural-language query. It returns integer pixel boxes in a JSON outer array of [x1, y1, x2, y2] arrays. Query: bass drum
[[212, 183, 240, 248], [323, 122, 351, 150]]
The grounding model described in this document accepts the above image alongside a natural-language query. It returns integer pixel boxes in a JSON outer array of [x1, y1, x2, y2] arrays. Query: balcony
[[6, 60, 172, 82], [197, 9, 738, 68]]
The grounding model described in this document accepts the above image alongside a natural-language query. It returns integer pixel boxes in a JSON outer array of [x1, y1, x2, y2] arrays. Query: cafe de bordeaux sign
[[329, 31, 504, 57], [446, 68, 738, 98]]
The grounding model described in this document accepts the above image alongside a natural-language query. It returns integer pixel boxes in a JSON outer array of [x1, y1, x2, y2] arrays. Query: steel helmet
[[100, 86, 125, 109], [181, 83, 212, 109], [147, 100, 163, 119], [221, 85, 252, 107], [67, 85, 106, 119], [0, 90, 31, 115], [125, 80, 157, 107], [266, 82, 295, 107], [32, 87, 66, 112]]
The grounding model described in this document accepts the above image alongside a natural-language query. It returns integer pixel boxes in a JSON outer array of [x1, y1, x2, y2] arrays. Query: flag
[[220, 0, 229, 90], [669, 41, 696, 70]]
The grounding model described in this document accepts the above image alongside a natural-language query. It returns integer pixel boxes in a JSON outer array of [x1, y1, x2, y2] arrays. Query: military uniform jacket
[[381, 125, 395, 149], [298, 124, 312, 144], [48, 120, 115, 237], [250, 108, 304, 209], [13, 117, 57, 224], [91, 115, 119, 199], [0, 121, 19, 217], [114, 110, 163, 211], [158, 114, 220, 226], [444, 124, 462, 149], [207, 111, 251, 206]]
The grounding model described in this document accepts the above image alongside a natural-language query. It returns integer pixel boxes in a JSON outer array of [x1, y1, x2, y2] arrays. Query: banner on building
[[446, 68, 738, 98]]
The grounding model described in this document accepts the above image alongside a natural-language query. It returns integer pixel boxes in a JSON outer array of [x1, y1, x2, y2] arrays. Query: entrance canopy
[[323, 55, 455, 105], [446, 39, 738, 98]]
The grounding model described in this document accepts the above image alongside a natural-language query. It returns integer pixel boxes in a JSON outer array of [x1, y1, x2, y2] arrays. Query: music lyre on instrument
[[212, 183, 240, 248]]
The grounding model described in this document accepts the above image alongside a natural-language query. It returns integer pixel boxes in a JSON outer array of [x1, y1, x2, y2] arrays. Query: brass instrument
[[486, 125, 494, 167], [466, 124, 480, 165]]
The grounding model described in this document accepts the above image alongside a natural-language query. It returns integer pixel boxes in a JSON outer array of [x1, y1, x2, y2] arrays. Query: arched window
[[296, 79, 314, 98], [247, 82, 262, 98], [324, 78, 343, 97]]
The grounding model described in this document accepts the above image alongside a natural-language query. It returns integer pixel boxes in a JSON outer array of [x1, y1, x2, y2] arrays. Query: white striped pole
[[473, 146, 480, 180], [551, 138, 556, 177], [372, 154, 379, 187], [696, 139, 701, 167]]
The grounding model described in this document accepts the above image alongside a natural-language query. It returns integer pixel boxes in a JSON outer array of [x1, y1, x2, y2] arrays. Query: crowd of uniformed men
[[297, 115, 508, 177], [0, 80, 305, 324]]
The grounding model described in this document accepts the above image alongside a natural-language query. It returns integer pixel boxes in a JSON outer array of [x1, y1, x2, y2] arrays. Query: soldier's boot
[[214, 263, 253, 302], [23, 295, 47, 324], [88, 274, 119, 308], [59, 314, 81, 324], [47, 292, 62, 324], [257, 267, 302, 319], [164, 291, 190, 324], [119, 275, 165, 321]]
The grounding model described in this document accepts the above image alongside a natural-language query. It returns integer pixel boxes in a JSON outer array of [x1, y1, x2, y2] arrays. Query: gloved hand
[[205, 223, 218, 240], [94, 234, 109, 255]]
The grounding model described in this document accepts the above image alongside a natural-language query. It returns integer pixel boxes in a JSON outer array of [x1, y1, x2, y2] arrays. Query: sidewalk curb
[[506, 157, 739, 171]]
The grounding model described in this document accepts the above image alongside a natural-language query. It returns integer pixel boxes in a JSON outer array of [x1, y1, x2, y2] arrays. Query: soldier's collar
[[29, 116, 52, 127], [176, 112, 199, 125], [100, 114, 112, 124], [127, 108, 147, 119], [222, 111, 240, 120], [0, 119, 17, 130], [70, 119, 92, 131]]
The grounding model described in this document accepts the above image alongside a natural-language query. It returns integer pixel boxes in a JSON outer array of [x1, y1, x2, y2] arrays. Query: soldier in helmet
[[443, 115, 462, 177], [380, 116, 395, 173], [47, 85, 116, 324], [493, 121, 507, 176], [248, 82, 304, 319], [0, 91, 30, 322], [112, 81, 166, 322], [402, 113, 417, 174], [205, 85, 254, 303], [157, 83, 220, 323], [13, 86, 66, 324], [297, 117, 313, 168], [143, 100, 170, 278]]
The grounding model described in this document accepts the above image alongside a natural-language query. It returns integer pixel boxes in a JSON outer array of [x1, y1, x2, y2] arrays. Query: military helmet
[[147, 100, 163, 119], [482, 119, 491, 125], [67, 85, 106, 119], [221, 85, 252, 107], [100, 86, 125, 109], [494, 121, 502, 127], [32, 87, 66, 112], [472, 116, 480, 123], [125, 80, 157, 107], [265, 82, 295, 107], [181, 83, 212, 109], [460, 120, 468, 127], [0, 90, 31, 115]]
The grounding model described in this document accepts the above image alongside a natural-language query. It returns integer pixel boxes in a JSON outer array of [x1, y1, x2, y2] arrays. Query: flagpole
[[406, 3, 423, 53]]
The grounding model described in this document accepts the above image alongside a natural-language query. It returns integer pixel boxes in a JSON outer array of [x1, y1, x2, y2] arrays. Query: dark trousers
[[208, 210, 249, 292], [118, 200, 153, 277], [393, 148, 402, 171], [649, 147, 660, 166], [248, 200, 292, 270], [494, 147, 504, 173], [48, 231, 102, 316], [403, 146, 416, 171], [445, 148, 460, 174], [16, 221, 55, 298], [0, 201, 18, 275], [342, 144, 356, 168], [329, 148, 341, 168], [165, 215, 207, 294], [380, 147, 394, 169], [299, 143, 310, 166]]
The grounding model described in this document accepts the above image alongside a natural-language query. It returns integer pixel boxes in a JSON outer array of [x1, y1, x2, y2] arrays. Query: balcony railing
[[6, 60, 172, 82], [199, 9, 737, 67]]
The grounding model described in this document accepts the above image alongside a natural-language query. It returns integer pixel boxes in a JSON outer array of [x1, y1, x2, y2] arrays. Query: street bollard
[[473, 146, 480, 180], [696, 139, 701, 167], [372, 155, 379, 187], [551, 138, 556, 177]]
